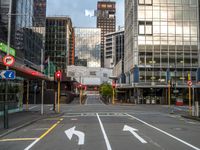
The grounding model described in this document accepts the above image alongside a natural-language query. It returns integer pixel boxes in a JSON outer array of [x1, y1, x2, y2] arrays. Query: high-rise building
[[45, 17, 74, 74], [75, 28, 101, 68], [97, 1, 116, 67], [118, 0, 200, 104], [104, 30, 124, 69]]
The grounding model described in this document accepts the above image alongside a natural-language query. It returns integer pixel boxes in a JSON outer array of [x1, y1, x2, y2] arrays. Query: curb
[[181, 115, 200, 122], [0, 112, 64, 138]]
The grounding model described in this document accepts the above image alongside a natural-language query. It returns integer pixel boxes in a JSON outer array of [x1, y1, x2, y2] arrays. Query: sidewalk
[[0, 108, 63, 137]]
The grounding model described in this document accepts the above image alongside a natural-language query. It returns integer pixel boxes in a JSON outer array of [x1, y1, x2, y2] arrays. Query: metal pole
[[41, 80, 44, 115], [168, 80, 170, 106], [4, 0, 12, 129], [189, 86, 192, 115], [57, 80, 60, 113], [26, 81, 29, 110], [112, 87, 115, 104], [192, 87, 195, 116]]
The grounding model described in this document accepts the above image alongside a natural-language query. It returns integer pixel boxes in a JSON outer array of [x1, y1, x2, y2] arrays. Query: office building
[[0, 0, 47, 113], [105, 30, 124, 69], [117, 0, 200, 104], [97, 1, 116, 67], [45, 17, 74, 74], [75, 28, 101, 68]]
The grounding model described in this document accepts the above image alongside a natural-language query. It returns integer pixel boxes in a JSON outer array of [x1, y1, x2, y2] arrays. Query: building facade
[[121, 0, 200, 104], [97, 1, 116, 67], [105, 30, 124, 69], [45, 17, 74, 74], [75, 28, 101, 68], [0, 0, 46, 113]]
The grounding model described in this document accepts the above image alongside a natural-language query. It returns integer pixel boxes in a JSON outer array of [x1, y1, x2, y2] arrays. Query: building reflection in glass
[[75, 28, 101, 68]]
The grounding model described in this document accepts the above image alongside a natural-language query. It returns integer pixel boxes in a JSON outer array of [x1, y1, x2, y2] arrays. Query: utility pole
[[4, 0, 13, 129]]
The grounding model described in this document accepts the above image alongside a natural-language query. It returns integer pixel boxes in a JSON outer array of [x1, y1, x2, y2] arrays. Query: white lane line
[[29, 106, 38, 110], [96, 113, 112, 150], [125, 113, 200, 150], [24, 138, 40, 150]]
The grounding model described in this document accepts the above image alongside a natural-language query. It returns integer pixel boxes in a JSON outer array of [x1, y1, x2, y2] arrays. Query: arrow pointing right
[[123, 125, 147, 144]]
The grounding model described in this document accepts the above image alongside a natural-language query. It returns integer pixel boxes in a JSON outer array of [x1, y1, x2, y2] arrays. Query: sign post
[[112, 80, 116, 104], [187, 73, 192, 115]]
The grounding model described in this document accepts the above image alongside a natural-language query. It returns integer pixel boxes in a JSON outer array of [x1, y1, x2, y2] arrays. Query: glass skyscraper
[[75, 28, 101, 68], [121, 0, 199, 103]]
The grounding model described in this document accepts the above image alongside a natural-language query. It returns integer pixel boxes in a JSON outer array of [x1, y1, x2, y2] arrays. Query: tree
[[100, 83, 112, 103]]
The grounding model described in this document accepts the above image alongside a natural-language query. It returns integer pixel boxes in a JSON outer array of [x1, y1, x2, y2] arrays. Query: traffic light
[[55, 70, 62, 81]]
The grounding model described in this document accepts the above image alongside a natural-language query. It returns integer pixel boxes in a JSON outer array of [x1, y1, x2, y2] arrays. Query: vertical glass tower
[[124, 0, 199, 102], [75, 28, 101, 68]]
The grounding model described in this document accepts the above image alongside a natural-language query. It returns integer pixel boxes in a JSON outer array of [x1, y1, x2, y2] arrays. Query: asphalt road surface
[[0, 94, 200, 150]]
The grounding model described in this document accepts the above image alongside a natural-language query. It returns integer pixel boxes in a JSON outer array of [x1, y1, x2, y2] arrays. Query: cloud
[[47, 0, 124, 28], [85, 9, 95, 17]]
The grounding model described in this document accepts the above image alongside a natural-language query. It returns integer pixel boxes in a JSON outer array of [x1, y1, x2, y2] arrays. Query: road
[[0, 94, 200, 150]]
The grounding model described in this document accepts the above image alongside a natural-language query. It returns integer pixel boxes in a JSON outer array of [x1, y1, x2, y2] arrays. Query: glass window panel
[[161, 26, 167, 34], [139, 0, 145, 4], [139, 25, 145, 34], [190, 0, 197, 5], [161, 11, 167, 19], [146, 25, 152, 34], [176, 26, 182, 34], [153, 26, 160, 34], [146, 10, 152, 19], [139, 11, 145, 19], [145, 0, 152, 5], [168, 26, 175, 34], [191, 26, 197, 35], [153, 11, 160, 18]]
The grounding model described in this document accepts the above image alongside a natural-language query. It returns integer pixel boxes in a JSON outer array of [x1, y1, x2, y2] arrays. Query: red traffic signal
[[55, 71, 62, 80], [112, 80, 116, 88]]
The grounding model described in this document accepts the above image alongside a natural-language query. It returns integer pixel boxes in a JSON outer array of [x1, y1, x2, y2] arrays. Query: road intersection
[[0, 94, 200, 150]]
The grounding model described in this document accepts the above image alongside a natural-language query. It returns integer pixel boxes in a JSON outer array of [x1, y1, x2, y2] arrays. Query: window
[[139, 0, 152, 5], [139, 21, 152, 35]]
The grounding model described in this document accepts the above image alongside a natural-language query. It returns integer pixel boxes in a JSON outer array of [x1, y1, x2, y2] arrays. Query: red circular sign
[[3, 55, 15, 67], [187, 80, 192, 86]]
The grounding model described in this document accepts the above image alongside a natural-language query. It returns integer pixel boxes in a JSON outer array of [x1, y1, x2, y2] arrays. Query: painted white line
[[24, 138, 40, 150], [125, 113, 200, 150], [29, 106, 38, 110], [96, 113, 112, 150]]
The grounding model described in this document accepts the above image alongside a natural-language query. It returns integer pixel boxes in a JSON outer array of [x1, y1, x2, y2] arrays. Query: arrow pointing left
[[65, 126, 85, 145], [0, 71, 6, 79]]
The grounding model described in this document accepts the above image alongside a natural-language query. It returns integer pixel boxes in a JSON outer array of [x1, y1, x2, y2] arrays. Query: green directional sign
[[0, 42, 16, 57]]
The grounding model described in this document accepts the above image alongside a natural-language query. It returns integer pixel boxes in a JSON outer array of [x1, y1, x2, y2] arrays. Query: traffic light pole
[[57, 80, 60, 113]]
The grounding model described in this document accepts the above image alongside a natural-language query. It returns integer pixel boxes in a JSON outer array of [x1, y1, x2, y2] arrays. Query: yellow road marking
[[0, 138, 38, 142], [24, 118, 63, 150]]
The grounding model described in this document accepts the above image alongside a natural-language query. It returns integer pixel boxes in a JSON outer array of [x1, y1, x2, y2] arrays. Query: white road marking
[[125, 113, 200, 150], [29, 106, 38, 110], [65, 126, 85, 145], [24, 138, 40, 150], [96, 113, 112, 150], [123, 125, 147, 144]]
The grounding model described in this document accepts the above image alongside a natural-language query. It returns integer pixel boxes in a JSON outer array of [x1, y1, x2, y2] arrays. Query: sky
[[47, 0, 124, 28]]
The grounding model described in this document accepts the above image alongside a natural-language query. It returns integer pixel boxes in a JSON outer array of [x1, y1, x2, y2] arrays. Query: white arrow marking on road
[[65, 126, 85, 145], [123, 125, 147, 144]]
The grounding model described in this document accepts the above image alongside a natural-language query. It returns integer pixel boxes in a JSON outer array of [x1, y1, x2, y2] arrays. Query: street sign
[[3, 55, 15, 67], [187, 80, 192, 87], [0, 70, 15, 79]]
